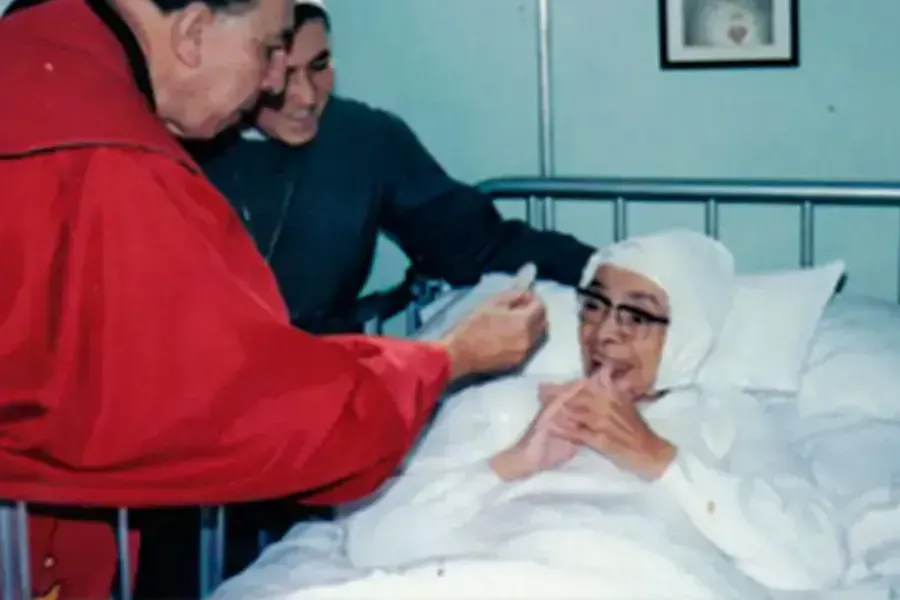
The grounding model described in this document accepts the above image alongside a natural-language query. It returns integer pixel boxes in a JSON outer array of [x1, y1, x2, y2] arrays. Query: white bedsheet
[[210, 382, 897, 599], [772, 404, 900, 587], [211, 402, 898, 600], [212, 534, 891, 600], [210, 285, 900, 600], [341, 377, 849, 591]]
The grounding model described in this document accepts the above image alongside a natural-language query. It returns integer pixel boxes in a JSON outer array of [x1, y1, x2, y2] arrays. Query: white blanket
[[210, 521, 892, 600], [211, 375, 876, 600]]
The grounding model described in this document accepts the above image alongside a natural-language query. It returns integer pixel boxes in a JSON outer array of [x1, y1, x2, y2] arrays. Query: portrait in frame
[[659, 0, 799, 69]]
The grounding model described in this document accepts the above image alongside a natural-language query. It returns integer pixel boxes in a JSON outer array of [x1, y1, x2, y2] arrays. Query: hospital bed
[[4, 175, 900, 600]]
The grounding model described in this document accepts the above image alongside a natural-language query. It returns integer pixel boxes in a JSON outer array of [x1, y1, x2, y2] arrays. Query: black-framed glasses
[[576, 287, 669, 340]]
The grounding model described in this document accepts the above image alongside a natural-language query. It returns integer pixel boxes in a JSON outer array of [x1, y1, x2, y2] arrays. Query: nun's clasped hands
[[538, 371, 676, 481]]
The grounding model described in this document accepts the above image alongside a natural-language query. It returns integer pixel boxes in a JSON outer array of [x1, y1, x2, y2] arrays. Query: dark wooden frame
[[659, 0, 799, 70]]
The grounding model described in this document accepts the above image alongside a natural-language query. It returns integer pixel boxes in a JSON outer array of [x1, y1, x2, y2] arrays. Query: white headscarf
[[579, 229, 736, 392]]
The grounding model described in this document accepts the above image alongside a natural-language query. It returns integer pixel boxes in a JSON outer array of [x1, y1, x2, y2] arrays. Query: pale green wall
[[327, 0, 900, 334]]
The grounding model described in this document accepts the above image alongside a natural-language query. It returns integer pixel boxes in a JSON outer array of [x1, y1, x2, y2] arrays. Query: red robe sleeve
[[0, 147, 451, 508]]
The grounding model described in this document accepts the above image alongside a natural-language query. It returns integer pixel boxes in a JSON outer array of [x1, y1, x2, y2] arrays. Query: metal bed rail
[[5, 176, 900, 600], [483, 176, 900, 289]]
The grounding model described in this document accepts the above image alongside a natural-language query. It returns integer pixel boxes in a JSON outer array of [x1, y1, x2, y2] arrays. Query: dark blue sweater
[[193, 96, 594, 333]]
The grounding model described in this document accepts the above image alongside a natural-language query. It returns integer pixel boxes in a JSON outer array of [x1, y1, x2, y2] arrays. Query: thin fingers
[[538, 382, 567, 396], [535, 396, 570, 427], [549, 422, 589, 444], [548, 416, 579, 437], [560, 405, 600, 431], [562, 404, 632, 437], [550, 423, 625, 450], [537, 387, 559, 407], [538, 380, 581, 405], [587, 365, 635, 401], [550, 410, 579, 430], [605, 410, 636, 436], [597, 363, 615, 391]]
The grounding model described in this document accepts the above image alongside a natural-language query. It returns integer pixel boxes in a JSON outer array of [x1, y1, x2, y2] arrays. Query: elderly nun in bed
[[339, 229, 849, 597]]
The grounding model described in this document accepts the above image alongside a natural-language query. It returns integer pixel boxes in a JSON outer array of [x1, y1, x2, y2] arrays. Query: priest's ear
[[170, 1, 215, 69]]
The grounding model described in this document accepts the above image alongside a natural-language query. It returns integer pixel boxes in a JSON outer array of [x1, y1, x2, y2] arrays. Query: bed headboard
[[480, 176, 900, 300]]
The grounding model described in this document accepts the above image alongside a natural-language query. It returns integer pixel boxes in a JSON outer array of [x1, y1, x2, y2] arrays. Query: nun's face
[[255, 18, 333, 145], [577, 265, 670, 400]]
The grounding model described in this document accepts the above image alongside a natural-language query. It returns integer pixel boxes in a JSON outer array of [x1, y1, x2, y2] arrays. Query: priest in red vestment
[[0, 0, 547, 597]]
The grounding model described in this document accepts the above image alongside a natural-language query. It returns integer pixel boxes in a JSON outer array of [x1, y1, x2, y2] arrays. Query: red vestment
[[0, 0, 450, 597]]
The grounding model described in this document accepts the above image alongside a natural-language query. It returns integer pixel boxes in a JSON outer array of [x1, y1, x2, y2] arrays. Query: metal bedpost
[[363, 317, 379, 335], [214, 506, 226, 588], [897, 208, 900, 304], [705, 198, 720, 238], [526, 196, 540, 229], [0, 503, 20, 600], [536, 0, 556, 231], [199, 505, 226, 597], [405, 303, 419, 336], [0, 502, 33, 600], [115, 508, 130, 600], [613, 196, 627, 241], [800, 200, 816, 266], [15, 503, 30, 600]]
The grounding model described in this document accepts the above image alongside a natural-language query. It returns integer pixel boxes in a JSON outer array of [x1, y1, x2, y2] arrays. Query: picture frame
[[659, 0, 799, 70]]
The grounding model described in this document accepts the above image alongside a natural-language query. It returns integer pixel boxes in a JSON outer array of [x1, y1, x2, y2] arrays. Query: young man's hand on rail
[[437, 290, 547, 379]]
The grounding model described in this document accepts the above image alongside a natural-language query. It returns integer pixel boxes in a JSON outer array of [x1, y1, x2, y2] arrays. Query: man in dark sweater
[[191, 0, 595, 336]]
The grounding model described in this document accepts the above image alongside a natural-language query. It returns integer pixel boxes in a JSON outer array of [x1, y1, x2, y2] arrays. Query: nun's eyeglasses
[[576, 287, 670, 340]]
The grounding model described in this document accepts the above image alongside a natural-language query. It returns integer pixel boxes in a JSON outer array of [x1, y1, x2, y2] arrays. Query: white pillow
[[520, 281, 581, 379], [797, 294, 900, 419], [696, 261, 845, 393]]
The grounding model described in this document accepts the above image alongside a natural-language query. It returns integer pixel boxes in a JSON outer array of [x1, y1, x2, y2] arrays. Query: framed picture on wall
[[659, 0, 799, 69]]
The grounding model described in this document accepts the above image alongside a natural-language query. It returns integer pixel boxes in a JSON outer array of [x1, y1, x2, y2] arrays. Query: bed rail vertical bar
[[613, 197, 627, 241], [542, 196, 556, 232], [799, 200, 815, 267], [363, 317, 378, 335], [897, 208, 900, 304], [198, 505, 227, 597], [704, 198, 720, 238], [526, 196, 541, 229], [0, 503, 19, 600], [213, 505, 226, 588], [15, 503, 30, 600], [405, 303, 419, 336], [199, 507, 213, 597], [115, 508, 130, 600]]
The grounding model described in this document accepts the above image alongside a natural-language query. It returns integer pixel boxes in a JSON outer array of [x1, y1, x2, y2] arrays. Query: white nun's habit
[[580, 229, 737, 391]]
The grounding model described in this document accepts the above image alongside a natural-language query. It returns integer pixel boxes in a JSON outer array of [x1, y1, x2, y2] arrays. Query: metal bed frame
[[4, 175, 900, 600]]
